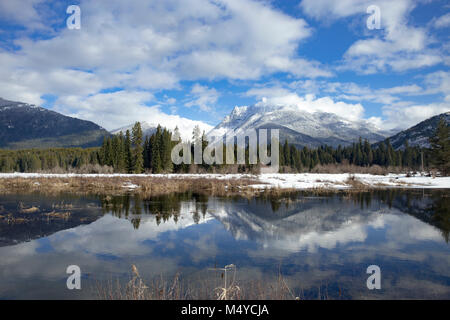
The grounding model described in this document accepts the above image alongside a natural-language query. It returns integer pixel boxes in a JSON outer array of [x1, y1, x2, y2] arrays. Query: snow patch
[[0, 172, 448, 189]]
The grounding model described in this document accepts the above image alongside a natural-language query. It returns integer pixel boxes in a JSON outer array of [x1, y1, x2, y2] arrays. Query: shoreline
[[0, 173, 448, 195]]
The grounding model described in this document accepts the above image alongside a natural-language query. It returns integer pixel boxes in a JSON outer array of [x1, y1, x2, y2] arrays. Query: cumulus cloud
[[0, 0, 323, 91], [54, 90, 213, 139], [247, 89, 365, 122], [185, 84, 220, 112], [246, 78, 450, 130], [433, 12, 450, 29], [300, 0, 444, 73], [0, 0, 47, 30], [380, 102, 450, 130], [0, 0, 446, 132], [0, 0, 332, 130], [423, 70, 450, 96]]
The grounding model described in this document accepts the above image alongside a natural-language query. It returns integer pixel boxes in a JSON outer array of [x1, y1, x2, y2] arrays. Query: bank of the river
[[0, 173, 448, 195]]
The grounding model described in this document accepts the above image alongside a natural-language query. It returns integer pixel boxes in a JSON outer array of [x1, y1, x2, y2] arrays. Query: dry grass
[[310, 164, 404, 175], [0, 175, 397, 198], [0, 176, 265, 197], [94, 265, 301, 300], [345, 175, 371, 190]]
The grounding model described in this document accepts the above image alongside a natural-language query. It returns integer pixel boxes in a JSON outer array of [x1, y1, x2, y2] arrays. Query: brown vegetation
[[0, 176, 267, 197], [310, 163, 404, 175], [95, 265, 302, 300]]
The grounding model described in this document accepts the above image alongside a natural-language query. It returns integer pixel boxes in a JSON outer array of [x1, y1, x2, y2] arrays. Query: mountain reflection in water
[[0, 189, 448, 299]]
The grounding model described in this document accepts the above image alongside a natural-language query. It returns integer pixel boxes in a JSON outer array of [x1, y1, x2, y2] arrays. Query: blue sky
[[0, 0, 448, 136]]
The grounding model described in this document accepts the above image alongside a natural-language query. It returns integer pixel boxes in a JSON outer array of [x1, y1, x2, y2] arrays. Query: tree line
[[0, 119, 448, 175], [279, 137, 429, 171]]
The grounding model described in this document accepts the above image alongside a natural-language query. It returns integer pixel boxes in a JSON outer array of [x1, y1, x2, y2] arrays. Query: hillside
[[0, 98, 110, 149], [380, 112, 450, 150]]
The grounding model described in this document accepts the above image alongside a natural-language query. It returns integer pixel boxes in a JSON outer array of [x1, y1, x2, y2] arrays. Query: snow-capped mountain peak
[[209, 103, 390, 148]]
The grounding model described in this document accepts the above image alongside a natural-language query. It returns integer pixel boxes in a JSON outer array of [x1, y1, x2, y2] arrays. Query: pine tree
[[291, 145, 301, 171], [403, 140, 413, 168], [429, 118, 450, 175], [125, 130, 133, 173], [363, 139, 372, 166], [111, 135, 121, 170], [151, 126, 162, 173], [143, 136, 150, 170], [283, 140, 290, 167], [132, 122, 144, 173], [117, 132, 126, 172], [386, 139, 394, 167], [161, 128, 173, 172]]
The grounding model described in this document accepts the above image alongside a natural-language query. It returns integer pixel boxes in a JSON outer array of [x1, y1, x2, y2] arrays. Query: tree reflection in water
[[99, 189, 450, 243]]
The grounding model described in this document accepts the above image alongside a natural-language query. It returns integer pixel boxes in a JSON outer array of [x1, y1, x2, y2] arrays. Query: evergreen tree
[[132, 122, 144, 173], [143, 135, 150, 170], [429, 118, 450, 175], [403, 140, 413, 168], [161, 128, 173, 172], [151, 125, 163, 173], [117, 132, 126, 172], [283, 140, 290, 167], [124, 130, 133, 173]]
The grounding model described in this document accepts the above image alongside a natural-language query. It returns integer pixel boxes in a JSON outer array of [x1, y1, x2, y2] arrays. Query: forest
[[0, 119, 448, 175]]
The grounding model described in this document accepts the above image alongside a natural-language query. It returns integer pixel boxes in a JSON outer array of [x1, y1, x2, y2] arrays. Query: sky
[[0, 0, 449, 136]]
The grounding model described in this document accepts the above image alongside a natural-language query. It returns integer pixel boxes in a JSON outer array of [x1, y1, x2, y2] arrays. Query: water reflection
[[100, 190, 449, 245], [101, 193, 209, 229], [0, 193, 103, 247], [0, 190, 448, 299]]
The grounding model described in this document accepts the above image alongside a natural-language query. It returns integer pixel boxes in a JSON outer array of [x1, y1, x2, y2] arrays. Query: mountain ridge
[[209, 104, 392, 148], [378, 111, 450, 150], [0, 98, 110, 149]]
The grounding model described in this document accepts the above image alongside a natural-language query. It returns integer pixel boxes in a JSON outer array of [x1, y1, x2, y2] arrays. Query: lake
[[0, 189, 449, 299]]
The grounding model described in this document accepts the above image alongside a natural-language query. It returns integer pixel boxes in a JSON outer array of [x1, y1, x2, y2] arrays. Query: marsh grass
[[310, 164, 405, 175], [345, 175, 370, 190], [94, 265, 305, 300], [0, 176, 264, 197], [0, 174, 399, 198]]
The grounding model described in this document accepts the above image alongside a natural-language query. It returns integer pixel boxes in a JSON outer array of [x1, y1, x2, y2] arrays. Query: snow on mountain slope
[[383, 111, 450, 150], [112, 119, 213, 141], [111, 121, 158, 137], [209, 104, 389, 147]]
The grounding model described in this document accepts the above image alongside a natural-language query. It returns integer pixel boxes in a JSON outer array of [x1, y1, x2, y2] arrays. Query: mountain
[[207, 195, 386, 251], [111, 120, 214, 141], [0, 98, 110, 149], [111, 121, 158, 137], [379, 112, 450, 150], [209, 104, 390, 148]]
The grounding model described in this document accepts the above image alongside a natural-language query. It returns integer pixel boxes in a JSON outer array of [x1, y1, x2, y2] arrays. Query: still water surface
[[0, 190, 449, 299]]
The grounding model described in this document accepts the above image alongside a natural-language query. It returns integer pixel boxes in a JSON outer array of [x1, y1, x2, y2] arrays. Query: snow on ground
[[0, 172, 449, 189], [256, 173, 450, 189]]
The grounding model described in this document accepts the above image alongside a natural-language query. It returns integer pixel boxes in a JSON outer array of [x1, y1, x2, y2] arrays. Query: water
[[0, 190, 449, 299]]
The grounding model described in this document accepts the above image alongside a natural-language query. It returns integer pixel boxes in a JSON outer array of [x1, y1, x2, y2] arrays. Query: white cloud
[[252, 80, 425, 108], [0, 0, 447, 133], [0, 0, 330, 130], [54, 90, 213, 138], [0, 0, 47, 30], [247, 89, 365, 122], [185, 84, 220, 112], [433, 12, 450, 28], [423, 71, 450, 95], [380, 102, 450, 130], [300, 0, 444, 73], [289, 74, 450, 106], [246, 80, 450, 130]]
